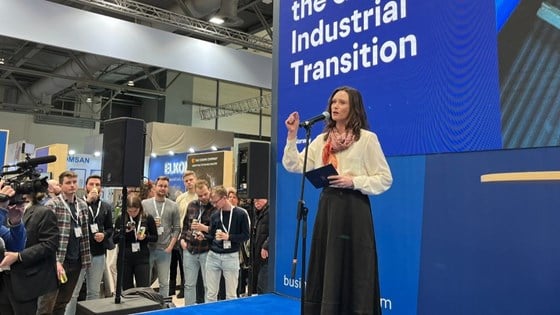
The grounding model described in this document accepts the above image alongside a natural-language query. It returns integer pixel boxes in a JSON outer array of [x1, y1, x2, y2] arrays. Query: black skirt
[[304, 187, 381, 315]]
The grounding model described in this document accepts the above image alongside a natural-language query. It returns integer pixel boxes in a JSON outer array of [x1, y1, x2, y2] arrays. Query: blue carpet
[[138, 294, 300, 315]]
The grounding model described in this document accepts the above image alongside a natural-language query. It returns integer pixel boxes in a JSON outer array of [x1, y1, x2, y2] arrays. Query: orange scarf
[[321, 129, 355, 169]]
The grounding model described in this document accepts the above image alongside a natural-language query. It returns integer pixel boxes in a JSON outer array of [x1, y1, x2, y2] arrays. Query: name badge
[[90, 223, 99, 233], [154, 217, 161, 227], [223, 240, 231, 249], [74, 227, 83, 238], [132, 242, 140, 252], [157, 226, 164, 235]]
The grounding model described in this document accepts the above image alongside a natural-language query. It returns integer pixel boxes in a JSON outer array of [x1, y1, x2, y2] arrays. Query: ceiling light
[[209, 16, 224, 24], [151, 152, 157, 158], [86, 97, 92, 103], [537, 2, 560, 30], [68, 149, 76, 155], [168, 150, 175, 156], [211, 145, 218, 151], [188, 147, 195, 153], [93, 151, 101, 157], [127, 80, 135, 87], [0, 57, 4, 65]]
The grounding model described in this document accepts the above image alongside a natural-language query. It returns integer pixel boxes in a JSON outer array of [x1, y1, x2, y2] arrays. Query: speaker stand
[[76, 296, 160, 315]]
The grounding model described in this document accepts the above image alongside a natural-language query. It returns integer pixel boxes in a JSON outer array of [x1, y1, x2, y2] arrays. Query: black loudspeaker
[[101, 117, 146, 187], [237, 142, 270, 199], [76, 296, 161, 315]]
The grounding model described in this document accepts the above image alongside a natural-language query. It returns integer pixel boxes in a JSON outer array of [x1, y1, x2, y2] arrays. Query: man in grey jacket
[[142, 176, 180, 298]]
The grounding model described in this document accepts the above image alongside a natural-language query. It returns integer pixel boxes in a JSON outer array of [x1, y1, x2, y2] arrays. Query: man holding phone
[[65, 175, 114, 315]]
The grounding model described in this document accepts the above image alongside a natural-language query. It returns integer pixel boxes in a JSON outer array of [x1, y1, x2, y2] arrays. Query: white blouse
[[282, 129, 393, 195]]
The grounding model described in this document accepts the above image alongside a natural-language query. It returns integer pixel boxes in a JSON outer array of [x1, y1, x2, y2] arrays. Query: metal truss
[[63, 0, 273, 53], [0, 64, 165, 97], [198, 93, 271, 120]]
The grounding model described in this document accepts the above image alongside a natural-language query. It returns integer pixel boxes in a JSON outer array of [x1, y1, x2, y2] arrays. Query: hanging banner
[[187, 151, 233, 188], [148, 152, 188, 200], [67, 153, 102, 188], [0, 130, 8, 167]]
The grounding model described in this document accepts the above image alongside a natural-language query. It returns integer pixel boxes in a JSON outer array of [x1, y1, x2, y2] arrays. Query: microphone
[[0, 168, 24, 176], [16, 155, 57, 168], [299, 111, 330, 128]]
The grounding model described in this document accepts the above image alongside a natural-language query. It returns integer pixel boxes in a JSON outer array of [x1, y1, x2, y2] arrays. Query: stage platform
[[139, 294, 300, 315]]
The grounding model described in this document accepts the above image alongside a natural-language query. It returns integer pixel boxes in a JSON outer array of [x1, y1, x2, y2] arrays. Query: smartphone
[[138, 226, 146, 237]]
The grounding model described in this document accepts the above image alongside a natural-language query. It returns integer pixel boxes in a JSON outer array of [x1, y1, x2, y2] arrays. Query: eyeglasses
[[211, 196, 225, 204]]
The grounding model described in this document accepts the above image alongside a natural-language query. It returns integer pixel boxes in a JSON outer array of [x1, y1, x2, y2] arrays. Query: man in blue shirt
[[0, 181, 25, 252]]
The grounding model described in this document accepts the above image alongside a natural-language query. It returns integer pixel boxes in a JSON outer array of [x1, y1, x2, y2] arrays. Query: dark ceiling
[[0, 0, 273, 127]]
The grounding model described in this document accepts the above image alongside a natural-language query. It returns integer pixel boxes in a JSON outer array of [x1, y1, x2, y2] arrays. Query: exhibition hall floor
[[140, 294, 300, 315]]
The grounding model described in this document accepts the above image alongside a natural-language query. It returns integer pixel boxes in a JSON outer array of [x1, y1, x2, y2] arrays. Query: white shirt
[[282, 129, 393, 195]]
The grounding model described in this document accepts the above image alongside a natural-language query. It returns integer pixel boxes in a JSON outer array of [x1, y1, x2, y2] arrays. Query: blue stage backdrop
[[417, 147, 560, 314], [278, 0, 502, 157], [275, 0, 560, 314], [277, 147, 560, 314]]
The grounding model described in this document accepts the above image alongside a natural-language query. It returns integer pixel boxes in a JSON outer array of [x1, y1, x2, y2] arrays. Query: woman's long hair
[[323, 86, 369, 141]]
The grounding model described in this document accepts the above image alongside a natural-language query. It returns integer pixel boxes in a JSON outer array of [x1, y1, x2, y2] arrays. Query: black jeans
[[118, 251, 151, 290], [169, 248, 184, 295]]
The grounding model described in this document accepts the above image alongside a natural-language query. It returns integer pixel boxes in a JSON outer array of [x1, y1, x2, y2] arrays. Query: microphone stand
[[247, 199, 256, 296], [290, 124, 313, 315], [115, 187, 127, 303]]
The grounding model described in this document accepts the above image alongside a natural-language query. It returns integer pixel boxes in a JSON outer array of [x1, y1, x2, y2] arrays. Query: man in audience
[[227, 187, 251, 297], [206, 185, 250, 301], [171, 170, 197, 298], [179, 179, 215, 305], [251, 198, 270, 294], [0, 186, 58, 315], [0, 182, 25, 252], [65, 175, 114, 315], [142, 176, 180, 298], [42, 179, 62, 205], [39, 171, 91, 315]]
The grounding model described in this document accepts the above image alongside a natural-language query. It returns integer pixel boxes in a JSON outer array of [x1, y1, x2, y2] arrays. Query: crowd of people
[[0, 169, 271, 315], [2, 86, 390, 315]]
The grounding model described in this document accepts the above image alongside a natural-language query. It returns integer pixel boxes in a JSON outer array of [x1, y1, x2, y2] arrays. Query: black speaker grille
[[101, 117, 146, 187], [237, 142, 270, 199]]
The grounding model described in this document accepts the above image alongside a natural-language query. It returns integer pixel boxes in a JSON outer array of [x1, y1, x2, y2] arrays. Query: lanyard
[[219, 208, 233, 234], [197, 203, 206, 221], [129, 216, 142, 241], [59, 194, 80, 225], [153, 198, 165, 218], [84, 196, 101, 221]]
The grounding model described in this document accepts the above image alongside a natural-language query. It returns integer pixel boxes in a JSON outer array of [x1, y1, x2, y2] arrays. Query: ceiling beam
[[252, 4, 273, 39], [0, 42, 44, 79], [0, 63, 166, 97], [62, 0, 273, 53]]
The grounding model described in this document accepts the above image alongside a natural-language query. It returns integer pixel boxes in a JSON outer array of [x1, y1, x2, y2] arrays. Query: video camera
[[0, 155, 57, 205]]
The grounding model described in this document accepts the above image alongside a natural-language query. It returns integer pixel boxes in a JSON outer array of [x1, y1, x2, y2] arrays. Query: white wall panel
[[0, 0, 272, 88]]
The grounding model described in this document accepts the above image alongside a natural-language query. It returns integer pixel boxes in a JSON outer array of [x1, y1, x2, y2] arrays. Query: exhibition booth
[[3, 0, 560, 314]]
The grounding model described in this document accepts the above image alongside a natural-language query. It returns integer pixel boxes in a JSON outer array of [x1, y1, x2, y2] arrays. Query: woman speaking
[[283, 86, 393, 315]]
